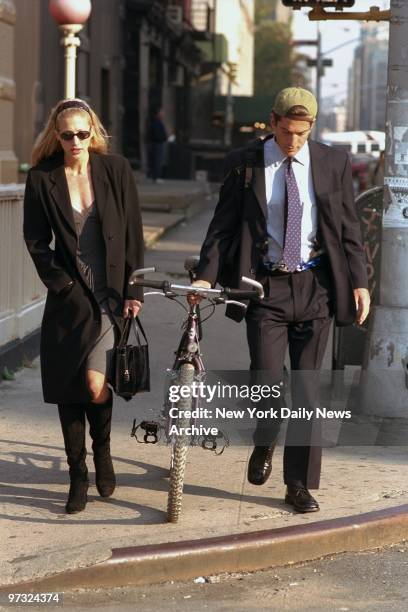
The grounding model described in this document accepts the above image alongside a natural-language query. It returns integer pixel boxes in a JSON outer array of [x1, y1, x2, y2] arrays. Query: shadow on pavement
[[0, 439, 286, 525]]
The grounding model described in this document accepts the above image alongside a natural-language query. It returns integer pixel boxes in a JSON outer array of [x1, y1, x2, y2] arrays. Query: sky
[[292, 0, 390, 104]]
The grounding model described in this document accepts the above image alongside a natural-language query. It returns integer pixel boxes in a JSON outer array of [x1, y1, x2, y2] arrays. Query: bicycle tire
[[167, 362, 195, 523]]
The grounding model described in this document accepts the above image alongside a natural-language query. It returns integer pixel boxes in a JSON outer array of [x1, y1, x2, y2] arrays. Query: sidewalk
[[0, 360, 407, 590], [0, 199, 407, 593], [139, 178, 213, 247]]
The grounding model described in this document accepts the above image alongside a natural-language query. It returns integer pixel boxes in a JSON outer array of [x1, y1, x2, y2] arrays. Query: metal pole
[[358, 0, 408, 416], [59, 24, 83, 98], [224, 76, 233, 147], [315, 23, 322, 140]]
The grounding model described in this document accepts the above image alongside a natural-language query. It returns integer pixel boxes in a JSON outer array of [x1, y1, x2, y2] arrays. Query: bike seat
[[184, 256, 200, 272]]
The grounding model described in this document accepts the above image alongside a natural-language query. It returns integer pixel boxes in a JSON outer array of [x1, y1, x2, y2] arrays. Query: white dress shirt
[[264, 137, 319, 265]]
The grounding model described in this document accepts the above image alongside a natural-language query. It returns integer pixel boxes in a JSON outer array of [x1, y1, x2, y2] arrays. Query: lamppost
[[49, 0, 92, 99]]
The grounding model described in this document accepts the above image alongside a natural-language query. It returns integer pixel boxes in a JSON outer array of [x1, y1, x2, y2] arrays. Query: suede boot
[[85, 392, 116, 497], [58, 404, 89, 514]]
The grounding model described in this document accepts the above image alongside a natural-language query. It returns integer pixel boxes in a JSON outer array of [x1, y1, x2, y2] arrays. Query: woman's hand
[[123, 299, 142, 318]]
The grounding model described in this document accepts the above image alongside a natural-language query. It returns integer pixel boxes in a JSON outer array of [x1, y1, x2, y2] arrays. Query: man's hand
[[187, 280, 211, 305], [354, 288, 370, 325], [123, 299, 142, 318]]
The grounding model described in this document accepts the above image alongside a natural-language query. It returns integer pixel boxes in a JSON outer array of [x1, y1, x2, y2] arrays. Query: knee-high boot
[[57, 404, 89, 514], [85, 392, 116, 497]]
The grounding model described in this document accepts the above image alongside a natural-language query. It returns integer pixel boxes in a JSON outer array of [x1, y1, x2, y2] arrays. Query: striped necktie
[[283, 158, 302, 272]]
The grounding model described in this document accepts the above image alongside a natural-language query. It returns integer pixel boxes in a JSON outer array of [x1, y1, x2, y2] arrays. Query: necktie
[[283, 158, 302, 272]]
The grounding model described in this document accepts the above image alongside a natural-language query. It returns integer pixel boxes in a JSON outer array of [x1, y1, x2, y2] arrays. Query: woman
[[23, 98, 144, 514]]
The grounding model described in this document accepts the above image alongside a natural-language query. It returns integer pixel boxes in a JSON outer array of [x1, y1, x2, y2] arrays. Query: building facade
[[123, 0, 205, 174], [347, 23, 388, 132], [0, 0, 18, 183], [13, 0, 207, 176], [14, 0, 125, 174], [215, 0, 254, 98]]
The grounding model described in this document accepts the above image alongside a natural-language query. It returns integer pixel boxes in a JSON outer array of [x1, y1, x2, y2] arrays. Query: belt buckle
[[263, 261, 287, 273], [270, 262, 289, 273]]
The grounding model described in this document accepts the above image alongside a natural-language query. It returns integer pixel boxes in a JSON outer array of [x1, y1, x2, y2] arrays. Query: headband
[[55, 100, 92, 118]]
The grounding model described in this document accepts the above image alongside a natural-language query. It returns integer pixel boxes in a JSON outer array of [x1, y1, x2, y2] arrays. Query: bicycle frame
[[129, 264, 264, 521], [130, 266, 263, 449], [167, 301, 205, 439]]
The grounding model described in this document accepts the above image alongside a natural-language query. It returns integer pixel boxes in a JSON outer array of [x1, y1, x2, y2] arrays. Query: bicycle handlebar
[[132, 279, 171, 290], [129, 269, 264, 301]]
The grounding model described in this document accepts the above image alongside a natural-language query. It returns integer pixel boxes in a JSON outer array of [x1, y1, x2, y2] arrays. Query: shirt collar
[[265, 137, 309, 167], [294, 140, 309, 166]]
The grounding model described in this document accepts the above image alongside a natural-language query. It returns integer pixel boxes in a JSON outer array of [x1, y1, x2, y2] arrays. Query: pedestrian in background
[[23, 98, 144, 514], [192, 88, 370, 513], [149, 107, 168, 183]]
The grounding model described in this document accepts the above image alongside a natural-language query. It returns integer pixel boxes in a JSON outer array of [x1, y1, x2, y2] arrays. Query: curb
[[2, 504, 408, 593], [142, 216, 185, 249]]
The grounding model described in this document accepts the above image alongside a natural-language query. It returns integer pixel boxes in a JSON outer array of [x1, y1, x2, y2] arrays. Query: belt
[[261, 254, 326, 274]]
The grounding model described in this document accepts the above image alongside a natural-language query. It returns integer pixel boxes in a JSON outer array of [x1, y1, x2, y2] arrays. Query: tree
[[254, 0, 309, 99]]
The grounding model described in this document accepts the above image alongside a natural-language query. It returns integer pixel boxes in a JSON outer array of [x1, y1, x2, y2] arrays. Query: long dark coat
[[23, 151, 144, 404], [196, 135, 368, 326]]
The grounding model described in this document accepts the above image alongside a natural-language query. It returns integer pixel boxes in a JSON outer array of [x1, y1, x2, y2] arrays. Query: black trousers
[[245, 261, 333, 489]]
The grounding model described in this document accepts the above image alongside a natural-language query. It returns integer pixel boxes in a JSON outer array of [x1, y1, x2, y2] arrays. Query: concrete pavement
[[0, 204, 407, 592], [140, 178, 214, 246]]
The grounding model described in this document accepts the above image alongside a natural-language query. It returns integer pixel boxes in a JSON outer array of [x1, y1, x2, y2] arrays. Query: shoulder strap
[[243, 139, 262, 188]]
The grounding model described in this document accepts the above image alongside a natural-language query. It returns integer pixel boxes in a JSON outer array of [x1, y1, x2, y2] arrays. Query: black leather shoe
[[285, 484, 320, 513], [65, 475, 89, 514], [247, 445, 275, 485]]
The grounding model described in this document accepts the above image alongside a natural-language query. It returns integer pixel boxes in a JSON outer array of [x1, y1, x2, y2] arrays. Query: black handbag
[[113, 317, 150, 400]]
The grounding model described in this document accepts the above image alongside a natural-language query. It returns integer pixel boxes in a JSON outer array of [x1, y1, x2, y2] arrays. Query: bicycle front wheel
[[167, 362, 195, 523]]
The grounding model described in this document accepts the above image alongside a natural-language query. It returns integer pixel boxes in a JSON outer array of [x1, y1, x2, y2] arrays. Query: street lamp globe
[[48, 0, 92, 99], [49, 0, 91, 25]]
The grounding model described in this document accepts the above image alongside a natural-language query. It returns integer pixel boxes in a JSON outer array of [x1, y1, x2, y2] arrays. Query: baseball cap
[[272, 87, 318, 119]]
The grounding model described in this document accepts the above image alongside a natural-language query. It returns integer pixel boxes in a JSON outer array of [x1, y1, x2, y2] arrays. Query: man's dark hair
[[272, 105, 314, 124]]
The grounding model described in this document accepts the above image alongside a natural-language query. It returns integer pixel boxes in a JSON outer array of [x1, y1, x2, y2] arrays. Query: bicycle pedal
[[200, 430, 230, 454], [131, 420, 161, 444]]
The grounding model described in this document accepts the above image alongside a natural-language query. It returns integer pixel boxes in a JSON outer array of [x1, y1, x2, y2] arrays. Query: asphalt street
[[12, 541, 408, 611]]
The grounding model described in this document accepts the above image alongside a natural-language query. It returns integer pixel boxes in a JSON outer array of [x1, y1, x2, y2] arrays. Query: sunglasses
[[59, 130, 91, 141]]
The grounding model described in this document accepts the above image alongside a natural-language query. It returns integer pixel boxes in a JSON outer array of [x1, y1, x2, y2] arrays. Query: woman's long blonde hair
[[31, 98, 109, 166]]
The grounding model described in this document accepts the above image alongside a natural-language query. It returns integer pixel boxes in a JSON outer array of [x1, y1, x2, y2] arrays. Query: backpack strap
[[243, 139, 261, 188]]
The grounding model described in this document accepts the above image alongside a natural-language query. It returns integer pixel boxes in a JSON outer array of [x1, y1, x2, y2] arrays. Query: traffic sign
[[282, 1, 355, 8]]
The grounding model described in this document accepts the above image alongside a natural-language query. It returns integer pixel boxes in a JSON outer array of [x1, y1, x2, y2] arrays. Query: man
[[192, 88, 370, 512]]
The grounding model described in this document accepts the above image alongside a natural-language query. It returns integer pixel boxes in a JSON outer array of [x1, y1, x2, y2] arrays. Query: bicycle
[[128, 256, 264, 522]]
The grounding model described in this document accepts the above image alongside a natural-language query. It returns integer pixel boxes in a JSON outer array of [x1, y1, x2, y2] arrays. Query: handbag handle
[[134, 317, 148, 345], [117, 316, 148, 350]]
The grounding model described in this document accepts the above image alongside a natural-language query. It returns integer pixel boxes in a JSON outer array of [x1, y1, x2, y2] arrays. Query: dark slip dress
[[73, 203, 115, 378]]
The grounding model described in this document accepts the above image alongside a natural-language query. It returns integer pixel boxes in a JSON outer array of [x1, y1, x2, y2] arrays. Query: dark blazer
[[23, 151, 144, 404], [196, 135, 368, 326]]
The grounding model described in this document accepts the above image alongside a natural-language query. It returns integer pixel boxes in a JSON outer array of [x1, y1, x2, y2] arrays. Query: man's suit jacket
[[196, 135, 368, 326], [23, 151, 144, 403]]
